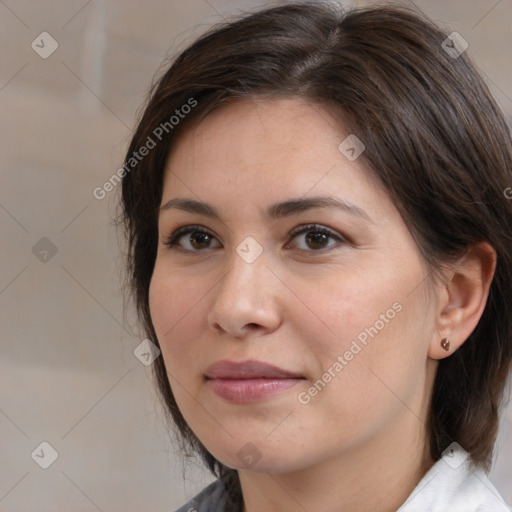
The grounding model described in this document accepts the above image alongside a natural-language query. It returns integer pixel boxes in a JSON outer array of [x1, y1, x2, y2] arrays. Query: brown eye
[[287, 224, 347, 252], [163, 225, 221, 252], [163, 223, 347, 254]]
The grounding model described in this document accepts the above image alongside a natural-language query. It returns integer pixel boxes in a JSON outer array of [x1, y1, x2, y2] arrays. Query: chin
[[209, 444, 306, 474]]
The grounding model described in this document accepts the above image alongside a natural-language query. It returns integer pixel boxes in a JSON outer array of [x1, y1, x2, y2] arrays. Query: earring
[[441, 337, 451, 351]]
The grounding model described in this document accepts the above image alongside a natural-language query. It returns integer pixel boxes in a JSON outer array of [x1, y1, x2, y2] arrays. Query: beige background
[[1, 0, 511, 510]]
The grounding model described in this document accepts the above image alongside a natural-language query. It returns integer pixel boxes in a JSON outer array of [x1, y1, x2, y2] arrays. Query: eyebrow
[[159, 195, 374, 223]]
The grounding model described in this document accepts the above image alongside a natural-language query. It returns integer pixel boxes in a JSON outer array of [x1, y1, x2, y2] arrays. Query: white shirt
[[398, 444, 510, 512], [174, 444, 510, 511]]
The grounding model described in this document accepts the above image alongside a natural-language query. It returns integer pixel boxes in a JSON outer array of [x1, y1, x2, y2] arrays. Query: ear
[[428, 241, 497, 360]]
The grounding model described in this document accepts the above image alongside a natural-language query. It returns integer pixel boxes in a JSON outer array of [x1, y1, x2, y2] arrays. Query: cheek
[[329, 297, 428, 425], [148, 267, 208, 420], [301, 259, 428, 394], [148, 267, 202, 368], [306, 266, 401, 346], [148, 269, 172, 342]]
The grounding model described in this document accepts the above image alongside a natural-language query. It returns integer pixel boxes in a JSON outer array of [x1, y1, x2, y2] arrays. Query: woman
[[117, 2, 512, 511]]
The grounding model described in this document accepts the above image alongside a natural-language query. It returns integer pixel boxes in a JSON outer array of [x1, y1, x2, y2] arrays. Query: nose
[[207, 242, 282, 339]]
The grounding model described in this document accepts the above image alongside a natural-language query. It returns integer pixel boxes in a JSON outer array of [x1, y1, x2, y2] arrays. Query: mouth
[[204, 359, 305, 403], [205, 359, 303, 379]]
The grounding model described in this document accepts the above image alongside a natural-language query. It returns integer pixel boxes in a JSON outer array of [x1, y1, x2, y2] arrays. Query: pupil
[[192, 232, 210, 249], [307, 231, 327, 249]]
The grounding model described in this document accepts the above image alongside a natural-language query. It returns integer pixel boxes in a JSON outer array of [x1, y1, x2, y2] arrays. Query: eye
[[286, 223, 347, 252], [162, 224, 220, 252], [162, 223, 348, 253]]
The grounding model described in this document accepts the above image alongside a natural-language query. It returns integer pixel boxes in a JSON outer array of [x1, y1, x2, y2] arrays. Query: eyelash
[[162, 223, 348, 254]]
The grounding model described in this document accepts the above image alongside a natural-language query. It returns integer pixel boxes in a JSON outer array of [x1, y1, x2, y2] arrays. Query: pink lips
[[205, 359, 304, 403]]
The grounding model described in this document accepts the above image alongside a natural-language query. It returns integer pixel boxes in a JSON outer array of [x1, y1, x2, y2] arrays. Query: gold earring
[[441, 337, 451, 351]]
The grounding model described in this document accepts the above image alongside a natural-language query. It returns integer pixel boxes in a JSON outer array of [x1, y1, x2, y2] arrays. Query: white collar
[[398, 444, 510, 511]]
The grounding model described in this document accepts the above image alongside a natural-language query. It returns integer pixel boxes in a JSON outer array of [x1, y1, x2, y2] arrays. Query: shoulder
[[398, 447, 510, 512], [173, 479, 229, 512]]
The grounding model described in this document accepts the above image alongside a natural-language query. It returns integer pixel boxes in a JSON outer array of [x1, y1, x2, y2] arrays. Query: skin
[[149, 97, 496, 512]]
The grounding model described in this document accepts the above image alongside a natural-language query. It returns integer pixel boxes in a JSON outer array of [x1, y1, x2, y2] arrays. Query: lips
[[204, 359, 302, 380], [204, 359, 304, 403]]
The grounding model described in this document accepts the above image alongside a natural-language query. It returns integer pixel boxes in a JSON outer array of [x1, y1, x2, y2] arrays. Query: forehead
[[162, 97, 393, 221], [168, 97, 344, 169]]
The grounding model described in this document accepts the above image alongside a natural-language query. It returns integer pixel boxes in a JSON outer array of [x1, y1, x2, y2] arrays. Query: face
[[149, 97, 437, 473]]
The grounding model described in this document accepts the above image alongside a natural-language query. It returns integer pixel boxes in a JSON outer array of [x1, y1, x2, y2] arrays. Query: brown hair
[[117, 1, 512, 507]]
